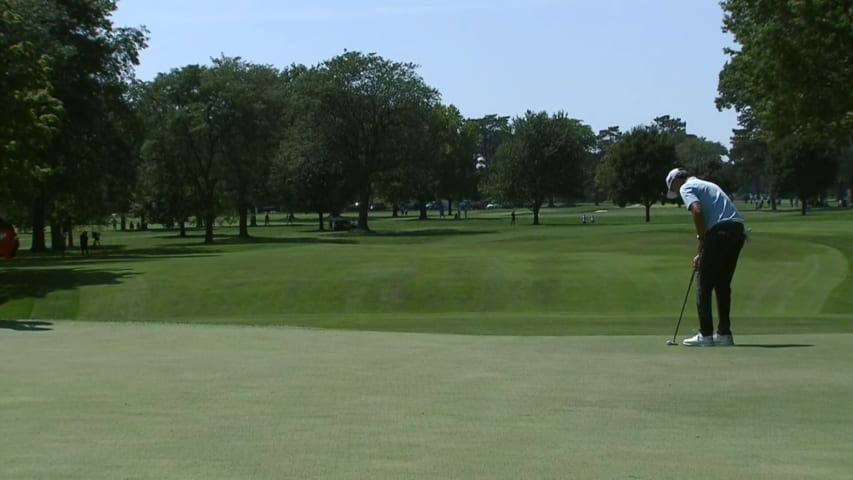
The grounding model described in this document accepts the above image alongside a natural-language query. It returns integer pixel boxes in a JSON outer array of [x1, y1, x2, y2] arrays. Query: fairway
[[2, 206, 853, 479], [2, 206, 852, 335], [2, 322, 852, 480]]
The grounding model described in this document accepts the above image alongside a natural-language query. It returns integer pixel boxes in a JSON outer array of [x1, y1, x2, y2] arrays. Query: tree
[[136, 94, 197, 237], [728, 110, 769, 198], [585, 126, 621, 204], [273, 140, 353, 231], [676, 136, 730, 189], [431, 105, 479, 216], [488, 111, 594, 225], [273, 67, 355, 232], [0, 0, 62, 214], [386, 106, 442, 221], [302, 51, 440, 231], [596, 126, 678, 222], [652, 114, 735, 195], [140, 65, 228, 244], [768, 135, 838, 215], [717, 0, 853, 142], [5, 0, 147, 251], [474, 114, 512, 165], [210, 57, 288, 238], [652, 115, 687, 137]]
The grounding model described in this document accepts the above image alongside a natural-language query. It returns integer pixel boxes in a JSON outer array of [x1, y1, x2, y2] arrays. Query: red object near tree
[[0, 218, 20, 259]]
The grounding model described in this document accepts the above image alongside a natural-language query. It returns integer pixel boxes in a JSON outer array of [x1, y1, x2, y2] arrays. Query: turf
[[2, 204, 852, 335], [2, 322, 851, 480], [2, 204, 852, 478]]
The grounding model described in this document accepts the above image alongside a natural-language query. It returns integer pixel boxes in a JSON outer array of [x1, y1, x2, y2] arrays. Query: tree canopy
[[768, 135, 838, 215], [596, 126, 678, 222], [4, 1, 852, 247], [488, 111, 594, 224], [717, 0, 853, 142]]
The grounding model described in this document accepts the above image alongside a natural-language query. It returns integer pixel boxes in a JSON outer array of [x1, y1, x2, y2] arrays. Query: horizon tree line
[[3, 0, 852, 250]]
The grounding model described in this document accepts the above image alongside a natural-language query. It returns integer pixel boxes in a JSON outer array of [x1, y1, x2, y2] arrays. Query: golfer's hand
[[693, 255, 701, 272]]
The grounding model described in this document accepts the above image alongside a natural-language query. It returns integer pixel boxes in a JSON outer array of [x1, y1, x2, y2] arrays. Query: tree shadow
[[735, 344, 814, 349], [0, 267, 138, 315], [9, 245, 221, 266], [0, 320, 53, 331], [214, 235, 359, 246], [372, 228, 498, 238]]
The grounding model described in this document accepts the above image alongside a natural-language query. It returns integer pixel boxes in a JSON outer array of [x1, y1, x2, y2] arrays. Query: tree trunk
[[419, 204, 427, 220], [357, 187, 370, 231], [238, 205, 250, 238], [30, 193, 47, 252], [179, 221, 187, 237], [204, 213, 215, 244], [392, 204, 399, 218], [49, 221, 63, 252], [318, 212, 325, 231], [644, 202, 652, 223], [801, 196, 807, 216], [533, 203, 541, 225], [121, 214, 127, 231]]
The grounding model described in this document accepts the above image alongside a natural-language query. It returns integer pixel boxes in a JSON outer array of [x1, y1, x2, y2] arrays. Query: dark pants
[[696, 222, 745, 336]]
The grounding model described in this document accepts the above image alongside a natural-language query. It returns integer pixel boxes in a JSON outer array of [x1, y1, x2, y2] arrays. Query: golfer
[[666, 168, 746, 346]]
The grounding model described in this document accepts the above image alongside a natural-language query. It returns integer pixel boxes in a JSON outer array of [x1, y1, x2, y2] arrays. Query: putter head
[[665, 339, 678, 346]]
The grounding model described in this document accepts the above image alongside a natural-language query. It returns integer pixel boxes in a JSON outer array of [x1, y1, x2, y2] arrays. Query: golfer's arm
[[690, 202, 705, 253]]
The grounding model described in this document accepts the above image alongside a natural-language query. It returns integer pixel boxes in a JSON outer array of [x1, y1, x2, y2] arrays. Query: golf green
[[2, 321, 851, 479]]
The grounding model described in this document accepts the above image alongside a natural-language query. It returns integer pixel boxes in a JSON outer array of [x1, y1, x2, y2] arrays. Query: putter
[[666, 270, 696, 346]]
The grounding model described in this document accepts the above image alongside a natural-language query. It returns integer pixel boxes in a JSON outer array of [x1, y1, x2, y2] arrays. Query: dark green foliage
[[768, 136, 839, 215], [2, 0, 147, 250], [295, 52, 440, 231], [488, 111, 594, 224], [718, 0, 853, 142], [596, 126, 678, 222]]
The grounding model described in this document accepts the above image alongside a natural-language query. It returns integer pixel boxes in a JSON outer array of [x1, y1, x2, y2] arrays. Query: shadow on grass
[[8, 245, 221, 265], [736, 344, 814, 349], [0, 320, 53, 331], [142, 231, 359, 245], [372, 228, 498, 238], [0, 268, 138, 313], [214, 235, 358, 246], [8, 234, 360, 265]]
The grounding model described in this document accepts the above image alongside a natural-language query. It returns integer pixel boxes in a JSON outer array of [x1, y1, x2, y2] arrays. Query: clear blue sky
[[112, 0, 738, 147]]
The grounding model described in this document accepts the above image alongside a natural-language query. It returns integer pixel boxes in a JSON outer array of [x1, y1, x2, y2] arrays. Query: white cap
[[665, 168, 686, 199]]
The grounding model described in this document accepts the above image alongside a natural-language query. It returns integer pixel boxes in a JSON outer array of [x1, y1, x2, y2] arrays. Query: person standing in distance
[[666, 168, 746, 347]]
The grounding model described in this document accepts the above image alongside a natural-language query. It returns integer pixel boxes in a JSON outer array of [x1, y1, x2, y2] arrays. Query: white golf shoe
[[682, 332, 714, 347], [713, 332, 735, 346]]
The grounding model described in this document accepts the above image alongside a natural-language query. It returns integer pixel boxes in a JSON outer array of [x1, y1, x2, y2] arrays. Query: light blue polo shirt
[[679, 177, 743, 231]]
